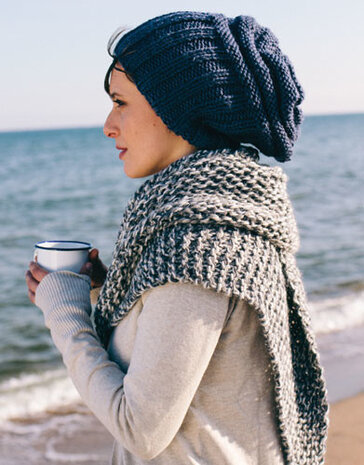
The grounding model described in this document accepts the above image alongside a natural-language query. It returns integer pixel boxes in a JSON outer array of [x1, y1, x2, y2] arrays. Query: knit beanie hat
[[108, 11, 305, 162]]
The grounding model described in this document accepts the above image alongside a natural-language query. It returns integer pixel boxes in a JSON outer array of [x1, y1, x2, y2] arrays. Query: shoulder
[[140, 281, 233, 325], [141, 281, 228, 305]]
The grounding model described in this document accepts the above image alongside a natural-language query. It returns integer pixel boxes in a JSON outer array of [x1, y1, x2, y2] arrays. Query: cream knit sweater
[[35, 271, 284, 465]]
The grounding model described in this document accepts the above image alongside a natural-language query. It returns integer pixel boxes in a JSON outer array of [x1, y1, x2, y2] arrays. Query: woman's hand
[[79, 248, 108, 289], [25, 261, 49, 304], [26, 248, 107, 305]]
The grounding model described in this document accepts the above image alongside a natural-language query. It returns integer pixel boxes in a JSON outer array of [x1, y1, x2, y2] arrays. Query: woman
[[26, 11, 329, 465]]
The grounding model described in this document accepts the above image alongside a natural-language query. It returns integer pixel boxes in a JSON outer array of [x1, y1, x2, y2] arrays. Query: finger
[[80, 262, 92, 276], [89, 248, 99, 263], [29, 261, 49, 281], [25, 270, 40, 293], [28, 288, 35, 304]]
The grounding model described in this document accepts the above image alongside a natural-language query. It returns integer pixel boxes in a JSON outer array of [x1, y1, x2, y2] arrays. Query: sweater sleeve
[[35, 273, 229, 460]]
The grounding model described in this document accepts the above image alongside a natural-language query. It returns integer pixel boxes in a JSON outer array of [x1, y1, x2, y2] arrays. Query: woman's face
[[103, 65, 196, 178]]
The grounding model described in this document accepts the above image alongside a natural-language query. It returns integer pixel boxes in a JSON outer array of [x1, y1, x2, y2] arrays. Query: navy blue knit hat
[[108, 11, 305, 162]]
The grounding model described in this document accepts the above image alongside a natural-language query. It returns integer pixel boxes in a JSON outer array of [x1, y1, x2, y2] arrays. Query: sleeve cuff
[[35, 271, 92, 320]]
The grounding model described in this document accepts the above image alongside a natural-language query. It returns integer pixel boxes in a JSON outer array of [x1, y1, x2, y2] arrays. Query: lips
[[116, 147, 127, 160]]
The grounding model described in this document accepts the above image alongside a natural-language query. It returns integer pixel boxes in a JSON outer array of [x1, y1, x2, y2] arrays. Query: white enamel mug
[[34, 240, 92, 273]]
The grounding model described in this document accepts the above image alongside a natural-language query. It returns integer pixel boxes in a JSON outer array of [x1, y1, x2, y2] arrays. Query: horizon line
[[1, 111, 363, 134]]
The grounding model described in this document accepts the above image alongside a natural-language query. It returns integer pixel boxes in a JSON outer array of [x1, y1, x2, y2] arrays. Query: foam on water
[[0, 410, 112, 465], [310, 290, 364, 335], [45, 446, 107, 463], [0, 368, 81, 423]]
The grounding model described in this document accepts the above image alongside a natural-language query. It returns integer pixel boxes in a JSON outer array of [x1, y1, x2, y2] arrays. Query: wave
[[310, 289, 364, 334], [0, 368, 81, 423], [0, 406, 111, 464]]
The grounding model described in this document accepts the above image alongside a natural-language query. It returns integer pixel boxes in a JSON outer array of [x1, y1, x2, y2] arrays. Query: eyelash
[[113, 99, 126, 108]]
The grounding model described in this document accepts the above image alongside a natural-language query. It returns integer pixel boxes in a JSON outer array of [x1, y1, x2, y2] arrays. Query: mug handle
[[33, 249, 38, 262]]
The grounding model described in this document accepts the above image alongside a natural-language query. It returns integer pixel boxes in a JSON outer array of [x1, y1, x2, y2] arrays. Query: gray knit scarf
[[94, 146, 329, 465]]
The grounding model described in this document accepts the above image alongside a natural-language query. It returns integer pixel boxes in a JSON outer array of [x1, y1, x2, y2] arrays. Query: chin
[[124, 164, 161, 179], [124, 166, 150, 179]]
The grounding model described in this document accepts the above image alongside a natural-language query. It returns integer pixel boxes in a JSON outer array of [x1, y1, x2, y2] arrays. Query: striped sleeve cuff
[[35, 271, 93, 353]]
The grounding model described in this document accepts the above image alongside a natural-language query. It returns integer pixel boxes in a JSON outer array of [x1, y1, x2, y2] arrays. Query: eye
[[112, 99, 126, 108]]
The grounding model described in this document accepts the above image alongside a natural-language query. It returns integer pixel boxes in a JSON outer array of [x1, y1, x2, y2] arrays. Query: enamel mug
[[34, 240, 92, 273]]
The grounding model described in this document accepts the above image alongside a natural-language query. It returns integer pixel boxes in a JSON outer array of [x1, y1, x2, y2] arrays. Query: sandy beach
[[0, 392, 362, 464], [326, 392, 364, 465]]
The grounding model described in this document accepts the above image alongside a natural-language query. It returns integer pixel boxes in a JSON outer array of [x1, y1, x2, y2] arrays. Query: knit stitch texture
[[112, 11, 305, 162], [94, 146, 329, 464]]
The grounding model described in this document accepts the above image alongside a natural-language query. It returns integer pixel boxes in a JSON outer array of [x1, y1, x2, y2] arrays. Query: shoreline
[[0, 403, 114, 465], [0, 393, 363, 464], [317, 325, 364, 404]]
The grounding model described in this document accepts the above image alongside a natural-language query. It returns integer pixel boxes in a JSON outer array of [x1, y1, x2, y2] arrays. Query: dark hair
[[104, 27, 135, 94]]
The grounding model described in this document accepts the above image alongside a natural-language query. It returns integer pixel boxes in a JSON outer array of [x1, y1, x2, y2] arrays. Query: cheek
[[123, 104, 174, 152], [117, 112, 139, 142], [137, 118, 169, 148], [147, 115, 172, 140], [124, 109, 149, 135]]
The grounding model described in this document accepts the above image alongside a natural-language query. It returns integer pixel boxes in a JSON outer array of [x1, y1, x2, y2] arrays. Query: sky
[[1, 0, 363, 131]]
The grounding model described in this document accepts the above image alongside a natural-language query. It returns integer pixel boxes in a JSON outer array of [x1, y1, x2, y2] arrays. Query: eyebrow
[[109, 92, 125, 99]]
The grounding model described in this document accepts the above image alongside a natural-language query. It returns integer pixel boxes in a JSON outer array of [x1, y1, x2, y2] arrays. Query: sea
[[0, 113, 363, 462]]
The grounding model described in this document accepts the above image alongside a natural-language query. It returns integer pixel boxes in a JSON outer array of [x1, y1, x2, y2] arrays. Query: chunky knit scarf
[[94, 146, 329, 464]]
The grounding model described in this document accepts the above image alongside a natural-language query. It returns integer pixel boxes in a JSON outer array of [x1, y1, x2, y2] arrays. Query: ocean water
[[0, 114, 363, 427]]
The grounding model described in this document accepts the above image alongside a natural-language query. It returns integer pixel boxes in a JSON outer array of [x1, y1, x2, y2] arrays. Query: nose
[[103, 110, 119, 139]]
